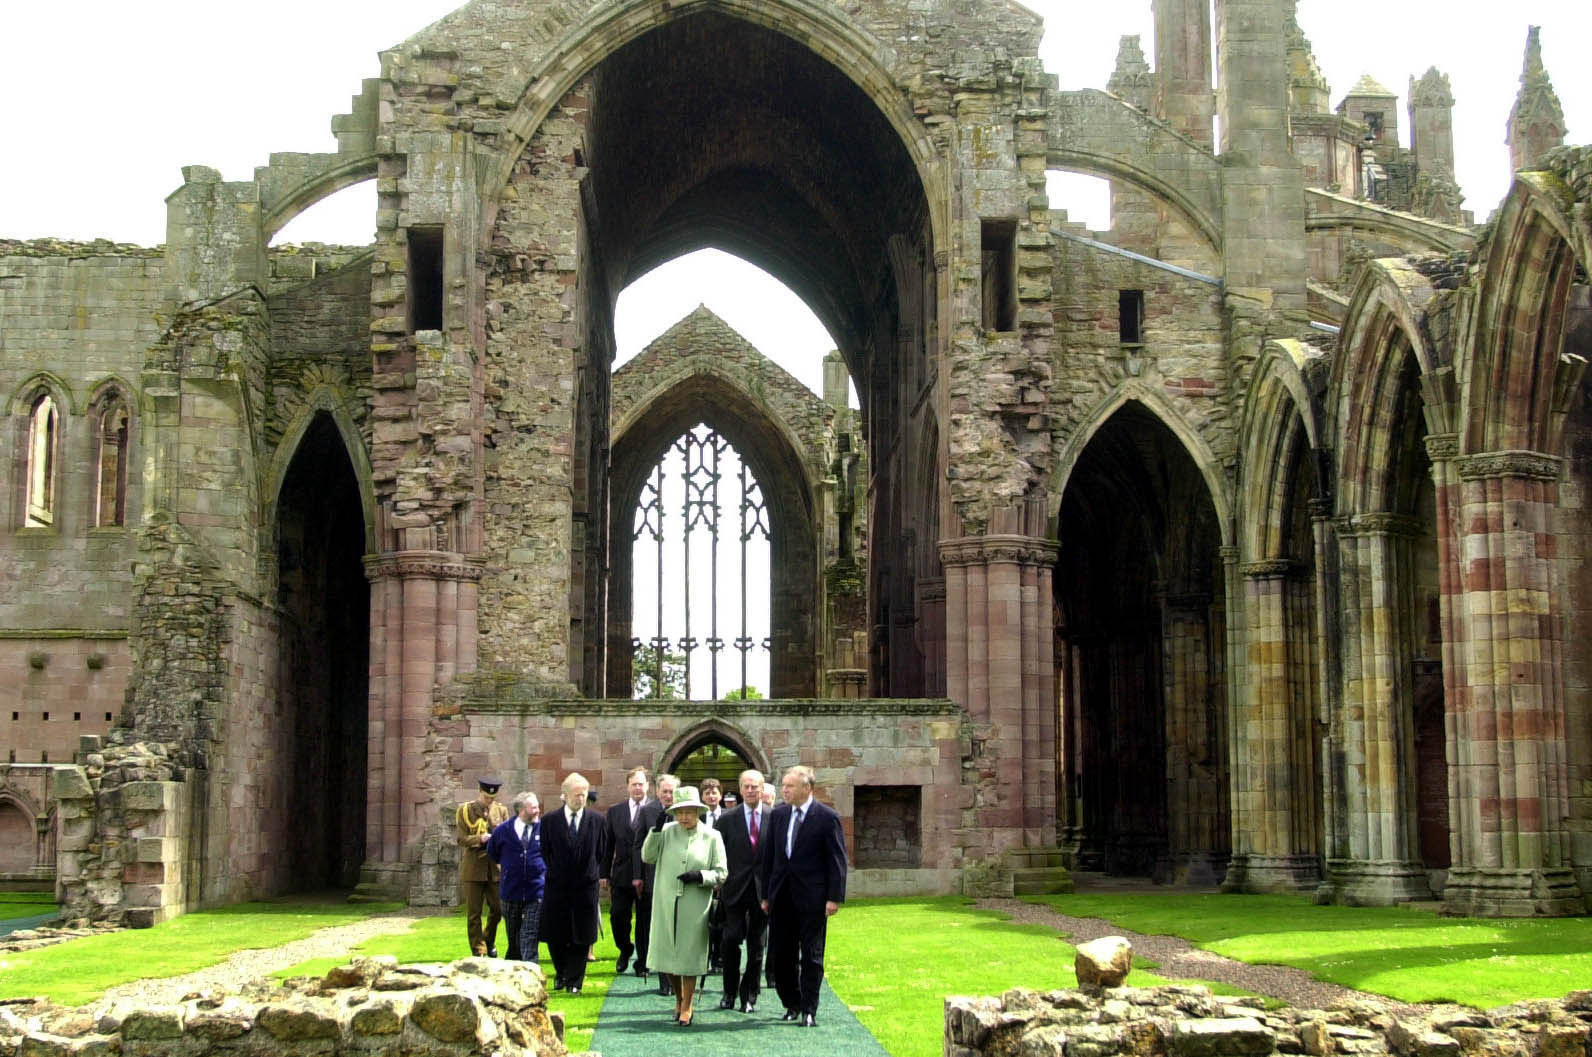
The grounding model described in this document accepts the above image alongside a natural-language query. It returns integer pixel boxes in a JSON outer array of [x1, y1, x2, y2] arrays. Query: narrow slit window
[[980, 219, 1017, 332], [95, 400, 130, 527], [408, 225, 445, 333], [1119, 290, 1145, 346], [25, 394, 58, 527]]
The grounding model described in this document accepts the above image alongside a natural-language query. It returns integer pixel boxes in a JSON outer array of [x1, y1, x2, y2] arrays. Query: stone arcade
[[2, 0, 1589, 923]]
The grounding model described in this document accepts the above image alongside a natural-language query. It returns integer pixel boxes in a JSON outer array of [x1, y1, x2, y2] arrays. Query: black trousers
[[720, 896, 767, 1001], [502, 898, 541, 962], [609, 880, 644, 959], [633, 884, 654, 970], [768, 891, 826, 1015], [548, 938, 588, 990]]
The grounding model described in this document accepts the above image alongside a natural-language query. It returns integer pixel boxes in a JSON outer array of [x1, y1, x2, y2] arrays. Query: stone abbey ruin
[[2, 0, 1589, 925]]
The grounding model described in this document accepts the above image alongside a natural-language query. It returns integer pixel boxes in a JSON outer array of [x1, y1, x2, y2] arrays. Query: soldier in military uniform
[[456, 775, 511, 956]]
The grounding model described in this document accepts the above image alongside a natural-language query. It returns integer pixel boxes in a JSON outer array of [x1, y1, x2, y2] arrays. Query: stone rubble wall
[[945, 984, 1592, 1057], [0, 956, 567, 1057]]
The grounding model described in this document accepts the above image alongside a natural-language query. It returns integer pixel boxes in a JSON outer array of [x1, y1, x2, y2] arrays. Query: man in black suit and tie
[[603, 766, 652, 975], [539, 772, 607, 994], [632, 772, 678, 990], [759, 764, 847, 1027], [716, 768, 771, 1012]]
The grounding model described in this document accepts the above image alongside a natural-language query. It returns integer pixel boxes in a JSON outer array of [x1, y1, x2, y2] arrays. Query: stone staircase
[[1004, 847, 1075, 895]]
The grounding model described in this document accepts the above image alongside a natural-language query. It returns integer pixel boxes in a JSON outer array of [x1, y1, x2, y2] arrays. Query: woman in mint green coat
[[641, 786, 728, 1026]]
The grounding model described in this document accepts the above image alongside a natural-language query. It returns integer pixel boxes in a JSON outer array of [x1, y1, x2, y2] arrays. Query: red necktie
[[750, 809, 759, 848]]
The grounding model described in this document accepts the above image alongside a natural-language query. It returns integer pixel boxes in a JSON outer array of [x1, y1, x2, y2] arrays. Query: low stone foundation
[[945, 984, 1592, 1057], [0, 957, 566, 1057]]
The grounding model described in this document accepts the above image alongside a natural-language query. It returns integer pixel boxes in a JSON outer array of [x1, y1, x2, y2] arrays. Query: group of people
[[454, 764, 848, 1028]]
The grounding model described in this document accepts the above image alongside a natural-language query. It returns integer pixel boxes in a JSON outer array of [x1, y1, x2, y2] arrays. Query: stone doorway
[[275, 414, 369, 890], [1054, 403, 1229, 881], [663, 722, 767, 793]]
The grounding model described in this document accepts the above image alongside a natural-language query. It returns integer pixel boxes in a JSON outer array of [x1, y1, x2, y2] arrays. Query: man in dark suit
[[716, 768, 771, 1013], [539, 772, 607, 994], [631, 772, 678, 990], [603, 766, 652, 975], [759, 764, 847, 1027]]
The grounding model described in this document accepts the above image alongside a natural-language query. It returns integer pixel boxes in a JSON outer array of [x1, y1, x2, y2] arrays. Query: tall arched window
[[25, 395, 58, 527], [632, 423, 771, 700], [94, 399, 130, 527]]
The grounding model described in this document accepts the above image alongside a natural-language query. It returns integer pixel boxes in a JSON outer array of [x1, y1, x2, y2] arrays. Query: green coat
[[641, 822, 728, 975]]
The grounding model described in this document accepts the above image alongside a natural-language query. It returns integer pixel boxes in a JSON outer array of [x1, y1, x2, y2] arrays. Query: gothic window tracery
[[93, 397, 130, 528], [25, 394, 58, 528]]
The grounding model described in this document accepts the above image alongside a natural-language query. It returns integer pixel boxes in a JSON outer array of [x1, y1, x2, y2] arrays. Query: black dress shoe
[[487, 947, 498, 958], [740, 998, 756, 1014], [718, 995, 737, 1010], [781, 1009, 800, 1021], [616, 953, 630, 974], [568, 985, 581, 995], [802, 1012, 817, 1028], [553, 978, 564, 992], [636, 966, 648, 979]]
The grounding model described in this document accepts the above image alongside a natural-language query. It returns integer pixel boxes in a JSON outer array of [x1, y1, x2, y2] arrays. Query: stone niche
[[0, 956, 567, 1057], [854, 784, 923, 869]]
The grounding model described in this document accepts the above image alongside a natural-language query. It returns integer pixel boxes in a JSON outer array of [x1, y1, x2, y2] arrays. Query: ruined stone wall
[[945, 984, 1592, 1057], [414, 689, 968, 901], [1047, 230, 1230, 477], [477, 83, 593, 688], [1, 241, 165, 766]]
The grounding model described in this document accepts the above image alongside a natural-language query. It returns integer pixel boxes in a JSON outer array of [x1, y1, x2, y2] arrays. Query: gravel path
[[976, 898, 1430, 1015], [97, 907, 453, 1007]]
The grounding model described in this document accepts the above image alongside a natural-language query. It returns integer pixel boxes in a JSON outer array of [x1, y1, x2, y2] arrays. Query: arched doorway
[[274, 413, 369, 890], [1054, 403, 1229, 881], [662, 723, 768, 792]]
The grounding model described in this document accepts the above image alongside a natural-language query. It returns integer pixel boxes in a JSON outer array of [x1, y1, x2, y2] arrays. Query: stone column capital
[[1423, 432, 1460, 461], [364, 550, 485, 583], [1454, 449, 1562, 482], [937, 534, 1058, 568], [1239, 558, 1297, 580], [1338, 512, 1424, 539]]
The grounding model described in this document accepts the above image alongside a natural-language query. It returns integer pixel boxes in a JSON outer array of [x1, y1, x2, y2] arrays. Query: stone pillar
[[1408, 69, 1456, 179], [916, 576, 947, 698], [1322, 514, 1430, 904], [1161, 589, 1226, 885], [359, 551, 483, 899], [1215, 0, 1306, 315], [163, 165, 265, 306], [940, 535, 1058, 849], [1226, 560, 1319, 891], [1442, 452, 1583, 915], [1153, 0, 1215, 146]]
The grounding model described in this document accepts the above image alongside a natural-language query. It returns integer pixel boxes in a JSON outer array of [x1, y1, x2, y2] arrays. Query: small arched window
[[94, 399, 130, 527], [25, 395, 58, 527]]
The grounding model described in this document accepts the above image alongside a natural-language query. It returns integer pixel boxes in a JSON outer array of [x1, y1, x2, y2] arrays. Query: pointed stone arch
[[659, 717, 770, 779], [1050, 381, 1234, 546], [482, 0, 946, 258], [608, 363, 822, 699], [1239, 339, 1328, 560], [1461, 174, 1588, 456], [262, 388, 378, 555]]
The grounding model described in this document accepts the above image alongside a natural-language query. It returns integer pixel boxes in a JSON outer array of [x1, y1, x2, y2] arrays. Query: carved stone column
[[940, 535, 1058, 849], [1321, 513, 1432, 904], [360, 550, 483, 898], [1226, 559, 1319, 891], [1161, 588, 1226, 885], [1443, 451, 1583, 915]]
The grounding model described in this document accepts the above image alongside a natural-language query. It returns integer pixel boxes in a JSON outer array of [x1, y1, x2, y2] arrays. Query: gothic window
[[25, 395, 58, 527], [94, 398, 130, 527], [633, 424, 771, 700]]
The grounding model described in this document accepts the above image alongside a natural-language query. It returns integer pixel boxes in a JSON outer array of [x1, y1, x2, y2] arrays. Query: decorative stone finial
[[1107, 35, 1153, 111], [1506, 26, 1566, 172]]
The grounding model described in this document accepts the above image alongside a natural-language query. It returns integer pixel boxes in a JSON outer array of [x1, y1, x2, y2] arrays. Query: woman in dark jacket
[[487, 791, 546, 962]]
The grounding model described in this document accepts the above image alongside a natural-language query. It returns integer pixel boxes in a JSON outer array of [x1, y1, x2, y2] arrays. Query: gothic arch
[[484, 0, 945, 256], [1239, 340, 1328, 559], [1050, 381, 1234, 546], [1462, 174, 1588, 455], [7, 371, 76, 416], [261, 389, 378, 554], [608, 369, 821, 698], [659, 718, 770, 778], [262, 168, 377, 243], [1331, 260, 1449, 516]]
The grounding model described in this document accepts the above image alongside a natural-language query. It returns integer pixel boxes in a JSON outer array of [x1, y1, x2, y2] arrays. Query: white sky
[[4, 0, 1585, 696]]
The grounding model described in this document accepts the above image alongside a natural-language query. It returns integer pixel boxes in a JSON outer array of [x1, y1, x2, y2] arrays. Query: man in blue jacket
[[487, 790, 546, 962]]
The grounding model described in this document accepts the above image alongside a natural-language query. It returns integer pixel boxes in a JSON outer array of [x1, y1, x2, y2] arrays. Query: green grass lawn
[[0, 896, 400, 1007], [824, 897, 1270, 1057], [274, 909, 619, 1053], [1031, 892, 1592, 1009]]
